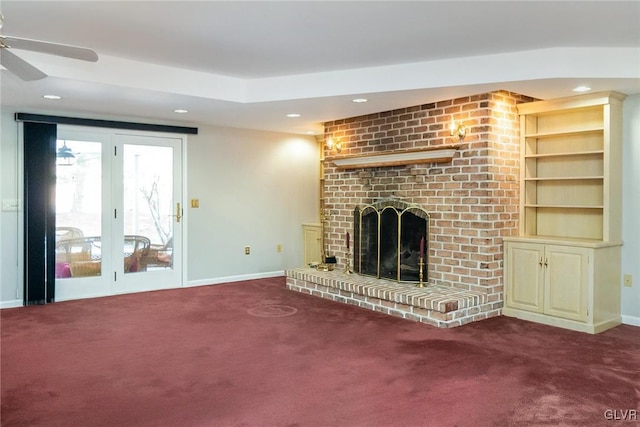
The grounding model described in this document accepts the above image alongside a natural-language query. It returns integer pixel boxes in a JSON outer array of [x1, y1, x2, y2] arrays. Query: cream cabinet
[[504, 92, 624, 334], [505, 242, 588, 322], [302, 223, 322, 266], [504, 238, 621, 333]]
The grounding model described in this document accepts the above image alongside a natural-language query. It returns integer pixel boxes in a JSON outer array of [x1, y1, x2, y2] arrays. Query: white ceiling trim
[[15, 47, 640, 107], [246, 47, 640, 103]]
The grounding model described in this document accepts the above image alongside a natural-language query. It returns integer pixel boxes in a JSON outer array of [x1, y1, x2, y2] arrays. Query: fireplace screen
[[354, 202, 429, 283]]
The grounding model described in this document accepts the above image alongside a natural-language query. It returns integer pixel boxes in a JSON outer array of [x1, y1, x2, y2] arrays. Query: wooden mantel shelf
[[329, 144, 461, 170]]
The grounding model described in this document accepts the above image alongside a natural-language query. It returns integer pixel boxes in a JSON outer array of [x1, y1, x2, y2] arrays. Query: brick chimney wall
[[322, 91, 534, 304]]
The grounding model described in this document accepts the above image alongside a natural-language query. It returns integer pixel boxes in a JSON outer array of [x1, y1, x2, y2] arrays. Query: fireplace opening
[[353, 201, 429, 283]]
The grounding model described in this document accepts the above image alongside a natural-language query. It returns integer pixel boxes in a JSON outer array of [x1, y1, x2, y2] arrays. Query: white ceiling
[[1, 1, 639, 135]]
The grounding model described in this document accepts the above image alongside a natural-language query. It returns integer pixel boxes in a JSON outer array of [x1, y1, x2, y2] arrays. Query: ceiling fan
[[0, 12, 98, 81]]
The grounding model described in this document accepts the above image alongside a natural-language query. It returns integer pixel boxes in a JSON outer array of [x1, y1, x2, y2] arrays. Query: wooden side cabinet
[[504, 238, 621, 334], [302, 223, 322, 267]]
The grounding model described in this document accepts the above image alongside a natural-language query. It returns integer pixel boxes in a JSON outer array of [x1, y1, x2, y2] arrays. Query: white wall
[[621, 94, 640, 326], [0, 108, 319, 306], [185, 125, 319, 284]]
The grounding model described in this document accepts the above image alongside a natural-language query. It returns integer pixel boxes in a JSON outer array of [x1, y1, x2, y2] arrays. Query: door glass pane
[[122, 145, 174, 273], [55, 140, 102, 279]]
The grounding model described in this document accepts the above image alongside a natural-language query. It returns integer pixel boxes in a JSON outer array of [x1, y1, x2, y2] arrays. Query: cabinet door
[[544, 245, 589, 322], [505, 242, 544, 313], [303, 225, 322, 266]]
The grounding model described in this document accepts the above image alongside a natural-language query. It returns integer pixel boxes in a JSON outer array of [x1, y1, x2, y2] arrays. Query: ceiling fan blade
[[1, 36, 98, 62], [0, 48, 47, 80]]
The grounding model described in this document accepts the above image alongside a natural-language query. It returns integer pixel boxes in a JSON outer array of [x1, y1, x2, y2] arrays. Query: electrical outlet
[[624, 274, 632, 287], [277, 244, 282, 253], [245, 246, 250, 255]]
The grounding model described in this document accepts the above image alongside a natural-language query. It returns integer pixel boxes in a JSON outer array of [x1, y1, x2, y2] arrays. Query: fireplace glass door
[[355, 203, 429, 283]]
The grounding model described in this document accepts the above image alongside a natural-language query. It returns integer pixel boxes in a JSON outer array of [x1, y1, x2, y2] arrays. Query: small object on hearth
[[416, 256, 426, 288], [344, 251, 352, 274], [325, 256, 337, 264], [317, 263, 334, 271]]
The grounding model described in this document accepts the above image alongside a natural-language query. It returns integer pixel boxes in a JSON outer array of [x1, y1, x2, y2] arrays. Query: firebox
[[353, 200, 429, 283]]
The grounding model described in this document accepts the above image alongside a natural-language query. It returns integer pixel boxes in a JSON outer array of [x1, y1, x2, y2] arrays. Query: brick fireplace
[[287, 90, 534, 327]]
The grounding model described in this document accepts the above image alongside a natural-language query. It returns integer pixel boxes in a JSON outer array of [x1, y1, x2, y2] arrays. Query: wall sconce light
[[326, 138, 342, 153], [449, 118, 466, 142]]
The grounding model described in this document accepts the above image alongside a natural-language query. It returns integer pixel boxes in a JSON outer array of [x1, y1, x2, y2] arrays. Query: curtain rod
[[15, 113, 198, 135]]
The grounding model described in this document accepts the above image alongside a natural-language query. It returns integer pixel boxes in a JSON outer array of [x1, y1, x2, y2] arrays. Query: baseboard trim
[[186, 271, 285, 288], [1, 299, 23, 309], [621, 315, 640, 327]]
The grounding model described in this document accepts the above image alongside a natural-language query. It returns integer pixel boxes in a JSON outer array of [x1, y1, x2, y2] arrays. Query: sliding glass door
[[54, 127, 183, 301]]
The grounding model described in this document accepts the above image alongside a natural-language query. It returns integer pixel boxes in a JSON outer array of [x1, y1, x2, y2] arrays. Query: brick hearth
[[286, 268, 500, 328]]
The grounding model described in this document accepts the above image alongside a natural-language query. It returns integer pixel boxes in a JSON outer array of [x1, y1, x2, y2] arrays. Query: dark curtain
[[23, 122, 57, 305]]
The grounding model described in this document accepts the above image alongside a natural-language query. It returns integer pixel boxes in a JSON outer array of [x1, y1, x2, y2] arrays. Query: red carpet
[[1, 277, 639, 426]]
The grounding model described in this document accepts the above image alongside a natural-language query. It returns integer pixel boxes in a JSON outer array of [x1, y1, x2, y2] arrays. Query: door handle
[[539, 257, 543, 267], [171, 202, 182, 223]]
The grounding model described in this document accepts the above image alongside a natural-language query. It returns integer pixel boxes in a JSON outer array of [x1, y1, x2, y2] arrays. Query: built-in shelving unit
[[518, 103, 613, 240], [504, 91, 625, 334]]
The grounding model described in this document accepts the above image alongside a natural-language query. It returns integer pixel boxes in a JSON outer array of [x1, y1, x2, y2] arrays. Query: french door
[[54, 127, 183, 301]]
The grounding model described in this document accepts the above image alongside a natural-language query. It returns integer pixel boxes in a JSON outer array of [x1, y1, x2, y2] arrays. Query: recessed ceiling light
[[306, 131, 316, 135], [43, 95, 62, 100], [573, 86, 591, 93], [352, 98, 368, 103], [174, 109, 188, 114], [286, 113, 301, 118]]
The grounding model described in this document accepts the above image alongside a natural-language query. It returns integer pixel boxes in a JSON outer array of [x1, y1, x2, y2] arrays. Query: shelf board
[[524, 204, 604, 209], [505, 235, 620, 247], [524, 176, 604, 181], [523, 128, 603, 139], [524, 150, 604, 159], [329, 144, 461, 170]]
